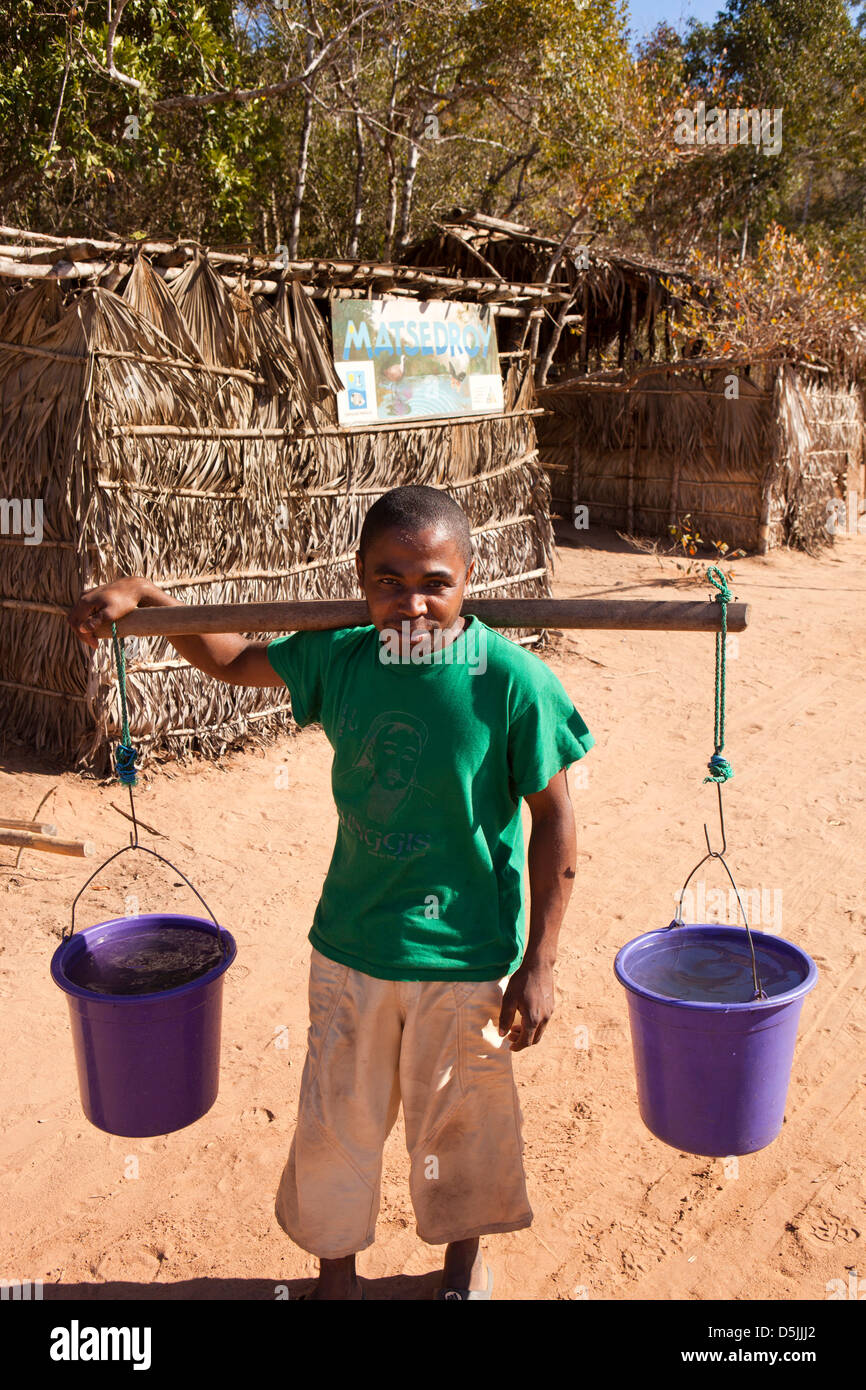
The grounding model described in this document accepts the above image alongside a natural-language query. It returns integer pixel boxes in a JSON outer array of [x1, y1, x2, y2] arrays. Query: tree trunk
[[382, 47, 401, 260], [531, 211, 582, 383], [396, 134, 420, 256], [383, 138, 399, 260], [348, 106, 366, 258], [536, 290, 577, 388], [503, 143, 538, 218], [288, 38, 316, 259], [270, 186, 282, 252], [739, 210, 750, 264]]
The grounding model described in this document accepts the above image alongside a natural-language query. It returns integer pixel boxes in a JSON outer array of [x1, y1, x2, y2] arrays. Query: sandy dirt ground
[[2, 521, 864, 1302]]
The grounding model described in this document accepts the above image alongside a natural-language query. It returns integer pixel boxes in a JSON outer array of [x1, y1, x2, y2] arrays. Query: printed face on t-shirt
[[373, 724, 424, 789]]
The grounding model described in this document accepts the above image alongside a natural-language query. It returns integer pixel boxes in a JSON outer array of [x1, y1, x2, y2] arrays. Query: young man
[[68, 484, 594, 1300]]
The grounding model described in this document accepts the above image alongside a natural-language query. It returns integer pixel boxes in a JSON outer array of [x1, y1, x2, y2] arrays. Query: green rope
[[703, 565, 733, 784], [110, 622, 139, 786]]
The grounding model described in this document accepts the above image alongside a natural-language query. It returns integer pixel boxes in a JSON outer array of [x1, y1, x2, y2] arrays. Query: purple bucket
[[614, 924, 817, 1156], [51, 913, 237, 1138]]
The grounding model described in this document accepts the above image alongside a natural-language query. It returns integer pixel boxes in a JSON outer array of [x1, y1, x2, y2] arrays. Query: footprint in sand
[[94, 1247, 163, 1283], [621, 1248, 647, 1276], [240, 1106, 276, 1125], [806, 1212, 860, 1245]]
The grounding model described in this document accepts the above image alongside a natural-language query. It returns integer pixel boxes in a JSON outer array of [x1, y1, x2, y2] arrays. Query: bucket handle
[[66, 842, 228, 959], [666, 839, 767, 1001]]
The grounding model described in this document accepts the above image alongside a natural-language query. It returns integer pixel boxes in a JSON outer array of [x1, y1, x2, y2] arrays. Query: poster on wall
[[330, 296, 504, 427]]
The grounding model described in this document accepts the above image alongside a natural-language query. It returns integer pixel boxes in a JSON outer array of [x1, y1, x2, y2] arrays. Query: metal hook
[[127, 777, 140, 848], [703, 780, 727, 858]]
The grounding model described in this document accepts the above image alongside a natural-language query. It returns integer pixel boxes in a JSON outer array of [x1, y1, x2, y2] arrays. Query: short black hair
[[358, 485, 472, 567]]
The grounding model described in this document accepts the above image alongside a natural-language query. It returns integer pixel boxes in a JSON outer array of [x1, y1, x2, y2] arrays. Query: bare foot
[[299, 1277, 364, 1301]]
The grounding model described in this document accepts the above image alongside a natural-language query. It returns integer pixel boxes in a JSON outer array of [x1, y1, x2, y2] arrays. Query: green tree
[[625, 1, 866, 276]]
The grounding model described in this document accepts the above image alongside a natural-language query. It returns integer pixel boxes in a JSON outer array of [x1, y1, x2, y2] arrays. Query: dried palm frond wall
[[536, 361, 864, 555], [778, 372, 864, 551], [0, 257, 553, 777]]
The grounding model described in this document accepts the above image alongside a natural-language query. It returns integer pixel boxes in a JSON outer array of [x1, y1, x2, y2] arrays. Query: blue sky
[[626, 0, 724, 43]]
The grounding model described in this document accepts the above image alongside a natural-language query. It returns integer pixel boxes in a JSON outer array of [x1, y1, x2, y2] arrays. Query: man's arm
[[498, 767, 577, 1051], [136, 582, 285, 687], [67, 577, 284, 687]]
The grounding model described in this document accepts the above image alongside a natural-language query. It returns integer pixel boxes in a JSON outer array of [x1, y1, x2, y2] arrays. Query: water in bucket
[[64, 920, 224, 997], [625, 931, 804, 1004]]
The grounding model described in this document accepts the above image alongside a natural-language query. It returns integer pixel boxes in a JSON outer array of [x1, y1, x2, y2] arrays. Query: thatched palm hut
[[405, 210, 696, 385], [408, 213, 866, 554], [537, 358, 864, 556], [0, 230, 562, 775]]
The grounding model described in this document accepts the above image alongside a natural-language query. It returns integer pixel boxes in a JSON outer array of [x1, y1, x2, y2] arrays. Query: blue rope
[[110, 622, 138, 786]]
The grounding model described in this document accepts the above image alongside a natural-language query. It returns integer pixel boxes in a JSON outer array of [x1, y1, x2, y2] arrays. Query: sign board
[[330, 296, 504, 426]]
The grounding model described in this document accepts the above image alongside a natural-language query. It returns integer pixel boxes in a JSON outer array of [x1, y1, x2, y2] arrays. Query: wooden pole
[[106, 406, 545, 441], [109, 597, 750, 638], [0, 817, 58, 835], [0, 830, 96, 857]]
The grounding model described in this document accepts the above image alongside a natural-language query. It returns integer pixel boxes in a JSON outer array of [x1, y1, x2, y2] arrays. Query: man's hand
[[498, 957, 555, 1051], [67, 576, 149, 650]]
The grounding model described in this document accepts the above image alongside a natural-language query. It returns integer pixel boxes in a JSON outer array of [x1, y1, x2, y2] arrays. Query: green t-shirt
[[266, 615, 594, 981]]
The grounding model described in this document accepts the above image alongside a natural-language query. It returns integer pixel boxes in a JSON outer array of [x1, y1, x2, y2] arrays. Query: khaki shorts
[[274, 946, 533, 1258]]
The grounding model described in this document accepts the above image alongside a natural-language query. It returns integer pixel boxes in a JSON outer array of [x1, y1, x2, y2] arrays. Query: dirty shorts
[[274, 947, 534, 1258]]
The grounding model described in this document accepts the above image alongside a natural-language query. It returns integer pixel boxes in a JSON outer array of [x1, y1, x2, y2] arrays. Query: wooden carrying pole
[[0, 817, 58, 835], [112, 597, 750, 638], [0, 830, 95, 857]]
